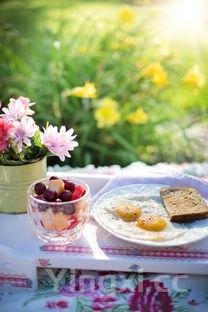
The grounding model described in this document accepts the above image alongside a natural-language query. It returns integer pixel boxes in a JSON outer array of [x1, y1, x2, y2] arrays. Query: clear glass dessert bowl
[[27, 177, 90, 245]]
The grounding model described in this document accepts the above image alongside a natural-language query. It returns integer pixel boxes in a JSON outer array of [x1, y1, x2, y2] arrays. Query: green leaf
[[111, 132, 136, 154], [45, 121, 49, 129], [23, 292, 58, 307], [76, 296, 91, 312], [33, 130, 43, 148], [110, 304, 130, 312]]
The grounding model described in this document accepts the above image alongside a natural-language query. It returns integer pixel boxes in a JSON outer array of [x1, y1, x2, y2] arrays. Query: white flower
[[53, 40, 61, 49], [1, 96, 35, 121], [10, 117, 39, 152], [41, 125, 78, 161]]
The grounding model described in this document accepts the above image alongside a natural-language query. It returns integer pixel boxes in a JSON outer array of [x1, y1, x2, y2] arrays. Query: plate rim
[[93, 183, 208, 247]]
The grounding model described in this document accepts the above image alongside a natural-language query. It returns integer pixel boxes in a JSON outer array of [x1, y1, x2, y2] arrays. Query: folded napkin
[[93, 173, 208, 204]]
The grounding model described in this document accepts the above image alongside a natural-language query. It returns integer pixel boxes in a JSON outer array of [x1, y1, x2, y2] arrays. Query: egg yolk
[[136, 214, 166, 232], [116, 204, 141, 221]]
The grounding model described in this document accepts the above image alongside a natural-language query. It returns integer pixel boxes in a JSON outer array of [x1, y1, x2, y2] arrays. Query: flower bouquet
[[0, 96, 78, 213]]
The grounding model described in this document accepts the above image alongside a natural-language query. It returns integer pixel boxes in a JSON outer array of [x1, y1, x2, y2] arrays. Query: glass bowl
[[27, 177, 90, 245]]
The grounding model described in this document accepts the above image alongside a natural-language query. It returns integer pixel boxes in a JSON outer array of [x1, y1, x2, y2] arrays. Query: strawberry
[[71, 185, 85, 201], [67, 216, 79, 230]]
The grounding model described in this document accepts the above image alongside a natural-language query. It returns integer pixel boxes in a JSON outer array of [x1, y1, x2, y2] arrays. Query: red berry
[[49, 176, 59, 180], [35, 194, 45, 200], [64, 181, 75, 192], [71, 185, 85, 201], [44, 189, 58, 202], [67, 216, 79, 230], [59, 190, 71, 202], [34, 182, 46, 195]]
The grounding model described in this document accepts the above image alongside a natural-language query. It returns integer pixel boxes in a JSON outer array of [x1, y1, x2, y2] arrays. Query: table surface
[[1, 162, 208, 312]]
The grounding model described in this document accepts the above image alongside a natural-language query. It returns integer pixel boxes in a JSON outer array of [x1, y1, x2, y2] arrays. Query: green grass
[[0, 0, 208, 167]]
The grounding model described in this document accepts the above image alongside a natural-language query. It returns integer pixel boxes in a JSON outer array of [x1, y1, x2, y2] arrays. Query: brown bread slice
[[160, 187, 208, 223]]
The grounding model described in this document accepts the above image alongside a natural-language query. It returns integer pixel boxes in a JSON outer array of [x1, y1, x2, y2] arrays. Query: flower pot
[[0, 158, 47, 213]]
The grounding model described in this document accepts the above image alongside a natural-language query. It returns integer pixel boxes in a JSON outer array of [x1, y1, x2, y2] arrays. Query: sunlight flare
[[164, 0, 207, 38]]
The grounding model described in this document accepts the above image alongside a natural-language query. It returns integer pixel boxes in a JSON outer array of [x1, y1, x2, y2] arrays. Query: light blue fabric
[[93, 174, 208, 203]]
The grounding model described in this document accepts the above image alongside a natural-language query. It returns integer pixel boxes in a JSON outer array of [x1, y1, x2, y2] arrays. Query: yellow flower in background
[[77, 46, 89, 55], [94, 98, 121, 128], [141, 63, 169, 87], [66, 82, 97, 98], [142, 63, 162, 77], [118, 6, 136, 24], [152, 70, 168, 87], [183, 65, 206, 89], [127, 108, 148, 125]]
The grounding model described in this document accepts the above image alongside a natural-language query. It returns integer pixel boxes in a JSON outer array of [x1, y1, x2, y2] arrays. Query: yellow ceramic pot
[[0, 158, 47, 213]]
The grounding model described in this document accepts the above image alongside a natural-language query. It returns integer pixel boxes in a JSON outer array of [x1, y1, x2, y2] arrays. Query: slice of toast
[[160, 187, 208, 223]]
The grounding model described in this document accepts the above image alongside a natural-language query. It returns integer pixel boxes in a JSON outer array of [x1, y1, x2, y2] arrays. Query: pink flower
[[56, 300, 69, 308], [115, 287, 131, 294], [0, 118, 12, 151], [129, 279, 173, 312], [1, 96, 35, 121], [92, 295, 117, 311], [41, 125, 78, 161], [18, 96, 33, 108], [46, 300, 69, 310], [10, 117, 38, 152], [46, 301, 57, 309]]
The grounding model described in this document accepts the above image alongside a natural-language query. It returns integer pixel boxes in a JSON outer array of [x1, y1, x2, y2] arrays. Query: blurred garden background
[[0, 0, 208, 167]]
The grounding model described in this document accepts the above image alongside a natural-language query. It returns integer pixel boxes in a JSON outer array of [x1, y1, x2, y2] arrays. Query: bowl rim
[[27, 177, 90, 205]]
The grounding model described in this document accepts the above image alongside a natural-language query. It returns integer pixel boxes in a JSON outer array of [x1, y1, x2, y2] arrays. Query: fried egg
[[96, 195, 187, 242], [136, 214, 166, 231], [115, 203, 141, 221]]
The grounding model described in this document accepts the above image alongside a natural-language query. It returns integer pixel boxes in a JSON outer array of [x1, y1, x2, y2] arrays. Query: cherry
[[64, 181, 75, 192], [44, 189, 58, 202], [60, 190, 71, 202], [49, 176, 59, 180], [35, 194, 45, 200], [34, 182, 46, 195], [71, 185, 85, 201]]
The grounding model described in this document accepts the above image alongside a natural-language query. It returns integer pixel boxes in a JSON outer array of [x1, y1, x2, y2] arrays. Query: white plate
[[93, 183, 208, 247]]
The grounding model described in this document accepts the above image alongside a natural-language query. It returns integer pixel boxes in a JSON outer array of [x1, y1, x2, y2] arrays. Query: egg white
[[96, 195, 187, 242]]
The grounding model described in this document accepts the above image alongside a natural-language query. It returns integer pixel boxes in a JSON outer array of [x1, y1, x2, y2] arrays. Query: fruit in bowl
[[27, 177, 90, 244]]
